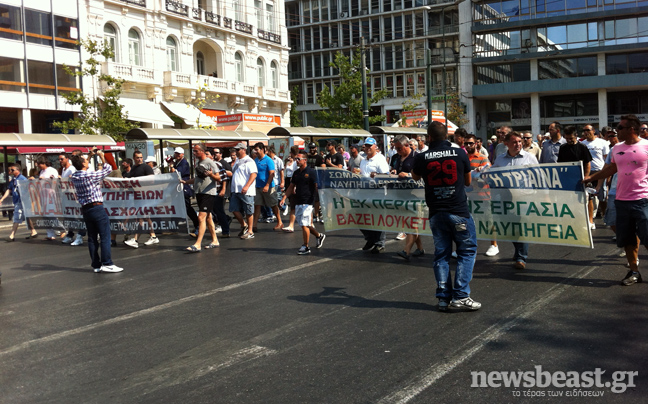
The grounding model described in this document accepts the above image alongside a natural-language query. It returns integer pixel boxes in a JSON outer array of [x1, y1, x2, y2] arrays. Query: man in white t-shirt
[[581, 124, 610, 229], [359, 137, 390, 253], [230, 143, 258, 239], [34, 156, 59, 240], [59, 153, 84, 245], [584, 115, 648, 286]]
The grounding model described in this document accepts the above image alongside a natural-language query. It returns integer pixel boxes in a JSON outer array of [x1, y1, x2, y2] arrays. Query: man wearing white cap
[[230, 142, 258, 239], [144, 156, 161, 175], [359, 137, 390, 253], [170, 147, 199, 236]]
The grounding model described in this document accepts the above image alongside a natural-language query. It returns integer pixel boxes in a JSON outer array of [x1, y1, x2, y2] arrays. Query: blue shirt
[[492, 149, 539, 167], [8, 174, 26, 205], [174, 158, 193, 196], [254, 155, 275, 188], [539, 137, 566, 164]]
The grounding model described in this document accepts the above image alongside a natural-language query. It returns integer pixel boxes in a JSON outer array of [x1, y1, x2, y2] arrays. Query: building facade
[[0, 0, 292, 134], [286, 0, 461, 126], [468, 0, 648, 139]]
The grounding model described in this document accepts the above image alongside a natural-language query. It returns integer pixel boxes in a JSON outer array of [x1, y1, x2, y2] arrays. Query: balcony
[[258, 29, 281, 44], [192, 7, 201, 20], [103, 62, 161, 86], [120, 0, 145, 6], [235, 20, 252, 34], [205, 11, 221, 26], [223, 17, 232, 29], [165, 0, 188, 17]]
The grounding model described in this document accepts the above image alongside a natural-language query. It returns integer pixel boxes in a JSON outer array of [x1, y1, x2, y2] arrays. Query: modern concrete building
[[286, 0, 462, 126], [469, 0, 648, 139], [0, 0, 292, 134]]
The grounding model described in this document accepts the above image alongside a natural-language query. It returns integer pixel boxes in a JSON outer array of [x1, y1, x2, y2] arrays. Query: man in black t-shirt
[[412, 122, 481, 312], [281, 151, 325, 255], [557, 126, 592, 177], [306, 141, 326, 223], [324, 140, 345, 169]]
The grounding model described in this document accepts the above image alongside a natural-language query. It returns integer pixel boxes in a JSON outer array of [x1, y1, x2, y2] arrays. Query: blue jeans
[[82, 204, 113, 268], [429, 212, 477, 301], [513, 242, 529, 263]]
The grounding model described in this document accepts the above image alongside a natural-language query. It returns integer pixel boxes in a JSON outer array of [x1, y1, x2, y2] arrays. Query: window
[[54, 16, 78, 49], [271, 61, 278, 88], [257, 58, 265, 87], [234, 0, 242, 21], [56, 64, 80, 91], [25, 9, 52, 46], [28, 60, 55, 95], [128, 29, 142, 66], [0, 56, 25, 92], [266, 3, 275, 32], [607, 52, 648, 75], [235, 52, 244, 82], [104, 24, 118, 62], [166, 37, 178, 71], [196, 51, 205, 75], [0, 4, 22, 41], [255, 0, 263, 29]]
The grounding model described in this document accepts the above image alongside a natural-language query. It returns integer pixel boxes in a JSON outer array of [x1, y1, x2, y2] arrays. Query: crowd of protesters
[[3, 116, 647, 311]]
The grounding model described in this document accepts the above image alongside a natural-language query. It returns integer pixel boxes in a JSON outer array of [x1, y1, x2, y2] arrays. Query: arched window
[[270, 61, 278, 88], [196, 51, 205, 75], [104, 24, 118, 62], [257, 58, 265, 87], [128, 29, 141, 66], [235, 52, 243, 82], [166, 37, 177, 71]]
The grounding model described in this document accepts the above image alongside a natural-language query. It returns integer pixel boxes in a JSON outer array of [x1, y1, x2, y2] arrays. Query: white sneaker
[[485, 245, 499, 257], [590, 222, 596, 230], [71, 235, 83, 246], [124, 238, 139, 248], [144, 236, 159, 246], [62, 236, 73, 244], [282, 205, 289, 216], [395, 232, 406, 240], [451, 251, 458, 258], [100, 264, 123, 273], [93, 267, 101, 273], [215, 225, 222, 234]]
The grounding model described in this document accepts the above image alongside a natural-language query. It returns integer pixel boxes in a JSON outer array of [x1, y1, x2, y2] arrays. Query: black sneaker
[[622, 270, 642, 286], [370, 245, 385, 254], [237, 225, 249, 237], [362, 241, 374, 250], [316, 234, 326, 249], [297, 245, 311, 255], [438, 299, 449, 312]]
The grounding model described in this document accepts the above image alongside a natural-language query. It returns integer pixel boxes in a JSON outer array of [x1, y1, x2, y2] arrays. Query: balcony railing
[[120, 0, 145, 6], [166, 0, 189, 16], [104, 62, 160, 86], [205, 11, 221, 26], [235, 20, 252, 34], [258, 29, 281, 44], [192, 7, 201, 20], [223, 17, 232, 28]]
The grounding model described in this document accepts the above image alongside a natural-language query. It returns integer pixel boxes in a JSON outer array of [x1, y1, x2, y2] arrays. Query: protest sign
[[318, 162, 592, 247], [17, 173, 188, 234]]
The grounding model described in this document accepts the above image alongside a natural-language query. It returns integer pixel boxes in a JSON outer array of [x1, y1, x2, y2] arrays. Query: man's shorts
[[196, 193, 215, 213], [295, 204, 314, 227], [229, 192, 254, 216], [604, 194, 616, 227], [615, 199, 648, 248], [254, 186, 278, 206], [13, 204, 24, 224]]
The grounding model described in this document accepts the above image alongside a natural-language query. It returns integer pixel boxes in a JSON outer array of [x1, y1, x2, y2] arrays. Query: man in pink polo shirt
[[584, 114, 648, 286]]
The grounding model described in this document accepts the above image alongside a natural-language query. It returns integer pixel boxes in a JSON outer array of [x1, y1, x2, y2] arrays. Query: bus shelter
[[266, 127, 371, 154], [368, 126, 431, 155]]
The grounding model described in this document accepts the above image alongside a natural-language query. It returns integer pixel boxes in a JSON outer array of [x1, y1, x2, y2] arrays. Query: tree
[[53, 39, 138, 141], [289, 85, 303, 127], [398, 92, 424, 127], [446, 90, 469, 128], [314, 51, 388, 129]]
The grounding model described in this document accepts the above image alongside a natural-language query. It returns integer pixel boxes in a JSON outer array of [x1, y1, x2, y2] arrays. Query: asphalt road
[[0, 218, 646, 404]]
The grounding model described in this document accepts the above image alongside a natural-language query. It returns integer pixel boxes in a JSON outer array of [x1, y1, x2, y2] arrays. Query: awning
[[13, 146, 90, 154], [161, 101, 215, 127], [369, 127, 429, 136], [237, 122, 279, 133], [0, 133, 118, 147], [118, 98, 175, 127], [266, 127, 370, 138], [125, 128, 268, 141]]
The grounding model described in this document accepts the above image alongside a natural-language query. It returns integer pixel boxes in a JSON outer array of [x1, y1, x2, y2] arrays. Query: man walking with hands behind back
[[412, 122, 481, 312]]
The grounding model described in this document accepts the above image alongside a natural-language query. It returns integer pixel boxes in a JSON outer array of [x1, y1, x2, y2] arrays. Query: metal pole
[[426, 48, 432, 126], [361, 37, 369, 131], [442, 8, 448, 128]]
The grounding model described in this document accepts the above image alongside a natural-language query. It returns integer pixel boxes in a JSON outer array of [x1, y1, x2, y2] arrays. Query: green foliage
[[190, 83, 220, 129], [401, 93, 424, 112], [53, 39, 138, 141], [314, 51, 388, 129], [446, 90, 469, 128], [290, 85, 302, 127]]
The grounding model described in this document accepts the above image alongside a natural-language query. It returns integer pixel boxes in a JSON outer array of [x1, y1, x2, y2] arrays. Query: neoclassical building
[[0, 0, 291, 133]]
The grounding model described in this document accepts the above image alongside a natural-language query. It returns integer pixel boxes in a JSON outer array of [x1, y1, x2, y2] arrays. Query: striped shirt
[[468, 152, 489, 170], [70, 163, 112, 206]]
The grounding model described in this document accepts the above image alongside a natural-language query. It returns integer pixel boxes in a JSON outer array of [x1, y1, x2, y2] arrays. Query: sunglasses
[[294, 157, 304, 161], [523, 137, 532, 139], [641, 128, 648, 132], [464, 142, 475, 145]]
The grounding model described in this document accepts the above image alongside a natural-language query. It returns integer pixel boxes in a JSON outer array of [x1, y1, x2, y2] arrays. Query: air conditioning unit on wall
[[339, 12, 348, 18]]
